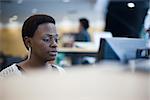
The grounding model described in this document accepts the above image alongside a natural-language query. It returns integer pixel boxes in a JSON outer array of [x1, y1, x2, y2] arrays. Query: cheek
[[32, 41, 49, 53], [40, 41, 50, 51]]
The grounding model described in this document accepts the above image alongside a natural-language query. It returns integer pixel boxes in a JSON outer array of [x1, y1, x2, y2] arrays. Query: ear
[[24, 36, 32, 50]]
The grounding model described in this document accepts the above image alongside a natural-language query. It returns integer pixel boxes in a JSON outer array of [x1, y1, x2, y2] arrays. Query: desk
[[58, 47, 98, 65], [1, 67, 149, 100], [58, 47, 98, 57]]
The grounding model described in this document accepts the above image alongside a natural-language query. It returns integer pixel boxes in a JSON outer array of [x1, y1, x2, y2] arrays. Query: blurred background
[[0, 0, 150, 71]]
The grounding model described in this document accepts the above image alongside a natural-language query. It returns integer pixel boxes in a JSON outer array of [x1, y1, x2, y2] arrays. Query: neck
[[80, 28, 86, 32], [23, 54, 48, 70]]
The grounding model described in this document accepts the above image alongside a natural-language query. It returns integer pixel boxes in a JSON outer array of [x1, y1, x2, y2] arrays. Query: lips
[[48, 51, 57, 56]]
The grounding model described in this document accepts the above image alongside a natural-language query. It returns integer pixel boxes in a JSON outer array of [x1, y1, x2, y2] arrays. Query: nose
[[50, 38, 58, 48]]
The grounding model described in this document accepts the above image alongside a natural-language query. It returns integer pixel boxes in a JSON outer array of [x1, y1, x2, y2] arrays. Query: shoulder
[[0, 63, 22, 78]]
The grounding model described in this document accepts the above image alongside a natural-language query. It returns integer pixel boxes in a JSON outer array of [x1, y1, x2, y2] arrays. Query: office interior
[[1, 0, 150, 100]]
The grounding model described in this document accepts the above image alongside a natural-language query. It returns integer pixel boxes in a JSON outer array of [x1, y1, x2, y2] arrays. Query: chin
[[48, 60, 55, 64], [48, 57, 56, 61]]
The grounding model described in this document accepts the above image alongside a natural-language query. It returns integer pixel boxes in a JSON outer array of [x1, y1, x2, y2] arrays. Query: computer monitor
[[97, 38, 147, 63]]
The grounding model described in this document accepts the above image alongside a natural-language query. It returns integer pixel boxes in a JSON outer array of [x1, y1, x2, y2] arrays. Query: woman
[[74, 18, 91, 42], [0, 14, 64, 77], [73, 18, 91, 65]]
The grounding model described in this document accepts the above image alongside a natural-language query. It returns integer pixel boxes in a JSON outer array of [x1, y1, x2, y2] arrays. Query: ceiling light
[[62, 0, 70, 3], [9, 15, 18, 22], [17, 0, 23, 4], [127, 2, 135, 8], [13, 15, 18, 20], [32, 8, 38, 14]]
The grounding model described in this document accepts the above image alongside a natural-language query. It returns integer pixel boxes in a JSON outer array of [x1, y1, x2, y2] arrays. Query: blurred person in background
[[72, 18, 91, 65], [74, 18, 91, 42], [0, 14, 64, 77]]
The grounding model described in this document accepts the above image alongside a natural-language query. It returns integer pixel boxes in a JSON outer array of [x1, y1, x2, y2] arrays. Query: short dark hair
[[22, 14, 55, 38], [79, 18, 89, 30], [22, 14, 55, 49]]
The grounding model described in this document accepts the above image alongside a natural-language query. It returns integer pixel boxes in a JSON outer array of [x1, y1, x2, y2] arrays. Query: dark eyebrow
[[45, 33, 58, 37]]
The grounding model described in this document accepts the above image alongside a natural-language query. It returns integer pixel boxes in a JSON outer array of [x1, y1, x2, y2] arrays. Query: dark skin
[[78, 22, 84, 33], [18, 23, 58, 71]]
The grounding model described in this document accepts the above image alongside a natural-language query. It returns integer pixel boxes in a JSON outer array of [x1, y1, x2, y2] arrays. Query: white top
[[0, 63, 65, 78]]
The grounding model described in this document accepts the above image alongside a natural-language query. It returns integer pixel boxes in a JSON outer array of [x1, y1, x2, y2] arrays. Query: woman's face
[[30, 23, 58, 62], [78, 23, 82, 32]]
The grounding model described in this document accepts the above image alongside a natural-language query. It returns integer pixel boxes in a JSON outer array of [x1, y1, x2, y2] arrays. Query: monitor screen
[[97, 38, 147, 63]]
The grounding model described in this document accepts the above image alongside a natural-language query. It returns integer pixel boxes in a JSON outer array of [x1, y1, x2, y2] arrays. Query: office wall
[[0, 27, 27, 57]]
